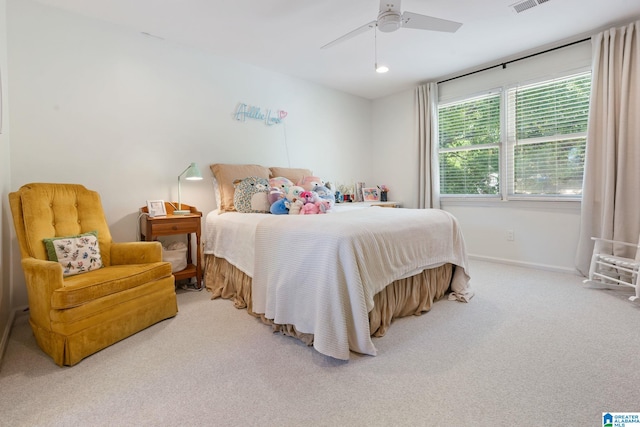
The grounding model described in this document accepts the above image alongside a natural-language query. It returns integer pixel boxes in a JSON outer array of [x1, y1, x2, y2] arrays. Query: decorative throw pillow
[[43, 231, 103, 276], [233, 176, 271, 213], [210, 164, 271, 213]]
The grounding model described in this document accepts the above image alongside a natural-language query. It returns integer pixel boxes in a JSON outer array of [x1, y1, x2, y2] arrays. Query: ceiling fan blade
[[320, 20, 377, 49], [401, 11, 462, 33]]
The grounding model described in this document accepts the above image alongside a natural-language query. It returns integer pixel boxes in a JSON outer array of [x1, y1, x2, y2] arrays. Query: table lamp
[[175, 162, 203, 215]]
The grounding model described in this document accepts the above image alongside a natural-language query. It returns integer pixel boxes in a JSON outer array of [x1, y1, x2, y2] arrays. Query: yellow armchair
[[9, 183, 178, 366]]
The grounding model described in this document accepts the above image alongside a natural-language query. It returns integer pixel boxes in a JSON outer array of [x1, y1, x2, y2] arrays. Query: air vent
[[511, 0, 550, 13]]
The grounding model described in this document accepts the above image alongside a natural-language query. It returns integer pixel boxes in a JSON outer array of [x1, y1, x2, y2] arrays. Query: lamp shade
[[184, 163, 203, 181]]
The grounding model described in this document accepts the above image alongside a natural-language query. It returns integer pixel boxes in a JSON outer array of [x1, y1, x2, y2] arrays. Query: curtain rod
[[437, 37, 591, 84]]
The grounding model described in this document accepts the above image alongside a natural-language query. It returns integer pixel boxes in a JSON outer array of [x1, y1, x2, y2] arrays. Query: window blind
[[508, 72, 591, 197], [438, 93, 501, 196]]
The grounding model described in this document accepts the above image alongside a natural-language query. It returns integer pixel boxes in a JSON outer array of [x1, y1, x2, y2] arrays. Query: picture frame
[[146, 200, 167, 217], [362, 187, 380, 202]]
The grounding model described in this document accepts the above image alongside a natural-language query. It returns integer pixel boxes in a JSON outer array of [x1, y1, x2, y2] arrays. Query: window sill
[[440, 197, 581, 212]]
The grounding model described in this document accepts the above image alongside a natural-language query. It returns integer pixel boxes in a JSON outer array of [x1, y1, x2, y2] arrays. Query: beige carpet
[[1, 259, 639, 427]]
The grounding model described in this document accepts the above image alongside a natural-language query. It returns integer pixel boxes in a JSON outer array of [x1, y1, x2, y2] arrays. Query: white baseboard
[[0, 305, 28, 369], [468, 254, 582, 276]]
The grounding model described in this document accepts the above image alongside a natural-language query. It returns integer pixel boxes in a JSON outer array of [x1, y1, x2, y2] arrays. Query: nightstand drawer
[[150, 219, 198, 234]]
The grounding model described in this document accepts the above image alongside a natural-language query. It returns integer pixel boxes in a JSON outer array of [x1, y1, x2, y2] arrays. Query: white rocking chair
[[583, 235, 640, 303]]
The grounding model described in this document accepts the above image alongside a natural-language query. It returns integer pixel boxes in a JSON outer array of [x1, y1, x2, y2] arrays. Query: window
[[438, 71, 591, 200], [438, 93, 501, 196]]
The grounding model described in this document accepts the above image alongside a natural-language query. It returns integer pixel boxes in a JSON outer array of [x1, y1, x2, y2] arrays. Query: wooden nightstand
[[140, 202, 202, 289]]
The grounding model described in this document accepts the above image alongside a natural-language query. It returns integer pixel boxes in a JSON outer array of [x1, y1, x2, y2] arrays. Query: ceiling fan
[[321, 0, 462, 49]]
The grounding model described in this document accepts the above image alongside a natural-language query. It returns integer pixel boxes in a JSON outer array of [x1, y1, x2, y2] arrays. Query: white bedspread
[[205, 207, 472, 360], [204, 209, 265, 276]]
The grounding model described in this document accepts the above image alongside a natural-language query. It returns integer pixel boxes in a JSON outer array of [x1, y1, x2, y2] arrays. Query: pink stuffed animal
[[315, 199, 332, 214], [299, 191, 315, 205], [300, 202, 319, 215]]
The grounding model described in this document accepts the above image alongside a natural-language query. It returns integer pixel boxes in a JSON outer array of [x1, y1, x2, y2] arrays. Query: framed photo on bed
[[146, 200, 167, 217], [362, 187, 380, 202]]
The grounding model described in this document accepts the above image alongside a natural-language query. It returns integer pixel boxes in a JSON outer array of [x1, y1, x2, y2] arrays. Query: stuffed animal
[[287, 198, 304, 215], [312, 184, 335, 209], [315, 199, 332, 214], [269, 197, 289, 215], [233, 176, 270, 213], [297, 176, 325, 192], [300, 202, 319, 215], [269, 176, 294, 194], [267, 187, 285, 206], [299, 191, 316, 205], [286, 185, 305, 202]]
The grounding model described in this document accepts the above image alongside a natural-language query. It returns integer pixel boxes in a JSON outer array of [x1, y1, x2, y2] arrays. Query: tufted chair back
[[10, 183, 114, 266]]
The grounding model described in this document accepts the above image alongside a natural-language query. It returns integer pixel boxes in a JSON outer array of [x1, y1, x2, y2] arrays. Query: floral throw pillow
[[43, 231, 103, 276]]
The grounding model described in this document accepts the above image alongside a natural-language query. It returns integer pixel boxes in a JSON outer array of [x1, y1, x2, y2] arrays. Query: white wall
[[6, 0, 373, 307], [443, 201, 581, 272], [372, 41, 592, 274], [0, 0, 13, 361], [371, 88, 418, 208]]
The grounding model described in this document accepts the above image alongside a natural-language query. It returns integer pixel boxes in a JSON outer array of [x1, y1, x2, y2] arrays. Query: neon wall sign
[[233, 103, 288, 126]]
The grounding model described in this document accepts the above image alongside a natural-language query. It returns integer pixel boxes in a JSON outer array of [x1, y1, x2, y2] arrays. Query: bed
[[203, 164, 473, 360]]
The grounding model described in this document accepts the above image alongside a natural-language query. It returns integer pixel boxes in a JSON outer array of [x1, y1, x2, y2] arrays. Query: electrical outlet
[[506, 230, 515, 241]]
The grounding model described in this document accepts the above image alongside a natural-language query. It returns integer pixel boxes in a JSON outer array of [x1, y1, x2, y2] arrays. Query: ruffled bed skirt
[[204, 254, 453, 346]]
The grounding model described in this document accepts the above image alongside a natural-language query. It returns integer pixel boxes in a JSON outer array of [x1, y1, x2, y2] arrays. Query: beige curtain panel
[[416, 82, 440, 209], [575, 20, 640, 275]]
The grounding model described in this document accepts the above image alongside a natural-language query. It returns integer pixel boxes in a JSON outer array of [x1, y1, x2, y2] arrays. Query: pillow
[[210, 164, 270, 213], [233, 176, 270, 213], [269, 167, 313, 185], [297, 175, 325, 191], [212, 177, 222, 211], [43, 231, 103, 276]]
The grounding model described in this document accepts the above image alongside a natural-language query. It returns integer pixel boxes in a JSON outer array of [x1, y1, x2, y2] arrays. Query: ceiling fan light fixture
[[377, 12, 402, 33]]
